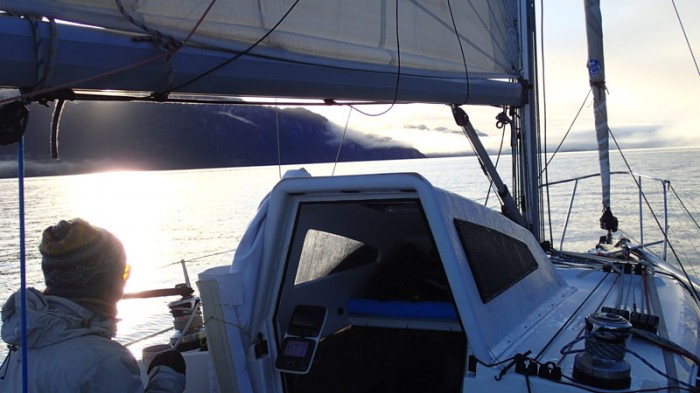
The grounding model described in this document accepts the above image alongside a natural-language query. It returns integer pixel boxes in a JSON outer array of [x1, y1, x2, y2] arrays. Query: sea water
[[1, 147, 699, 358]]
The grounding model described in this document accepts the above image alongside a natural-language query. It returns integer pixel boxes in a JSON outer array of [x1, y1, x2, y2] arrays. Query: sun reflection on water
[[47, 167, 281, 355], [53, 170, 207, 354], [61, 171, 179, 293]]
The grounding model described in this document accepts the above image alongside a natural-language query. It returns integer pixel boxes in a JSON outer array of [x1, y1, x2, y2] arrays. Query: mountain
[[0, 101, 425, 178]]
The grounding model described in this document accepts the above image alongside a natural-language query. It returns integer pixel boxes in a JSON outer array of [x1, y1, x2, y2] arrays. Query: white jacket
[[0, 288, 185, 392]]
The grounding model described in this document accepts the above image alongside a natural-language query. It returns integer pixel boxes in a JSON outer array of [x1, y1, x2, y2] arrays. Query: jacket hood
[[1, 288, 117, 349]]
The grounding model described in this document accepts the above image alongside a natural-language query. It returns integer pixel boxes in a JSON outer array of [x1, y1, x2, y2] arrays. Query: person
[[0, 218, 186, 392]]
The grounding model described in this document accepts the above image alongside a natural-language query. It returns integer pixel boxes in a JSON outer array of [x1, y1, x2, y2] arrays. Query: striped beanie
[[40, 218, 127, 303]]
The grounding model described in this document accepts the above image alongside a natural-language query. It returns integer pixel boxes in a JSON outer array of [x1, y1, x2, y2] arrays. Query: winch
[[168, 294, 205, 351], [573, 312, 633, 390]]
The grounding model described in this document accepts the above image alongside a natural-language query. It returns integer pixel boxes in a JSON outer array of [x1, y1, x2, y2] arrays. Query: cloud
[[0, 159, 88, 178], [403, 123, 488, 137], [404, 124, 430, 131], [325, 124, 411, 150], [549, 123, 698, 152]]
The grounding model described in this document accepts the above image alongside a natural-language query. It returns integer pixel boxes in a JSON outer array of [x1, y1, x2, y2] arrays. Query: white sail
[[584, 0, 615, 231], [0, 0, 523, 105]]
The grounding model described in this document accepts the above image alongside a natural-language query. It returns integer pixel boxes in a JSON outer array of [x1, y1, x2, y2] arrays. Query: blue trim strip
[[346, 298, 457, 320]]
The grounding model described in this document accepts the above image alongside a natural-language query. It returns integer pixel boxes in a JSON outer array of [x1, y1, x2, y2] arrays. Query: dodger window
[[295, 230, 372, 285], [454, 219, 538, 303]]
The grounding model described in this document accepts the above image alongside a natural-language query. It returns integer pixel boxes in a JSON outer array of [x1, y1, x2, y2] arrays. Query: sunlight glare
[[63, 171, 178, 293]]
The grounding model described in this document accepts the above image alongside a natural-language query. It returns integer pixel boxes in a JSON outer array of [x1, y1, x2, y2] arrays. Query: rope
[[203, 315, 252, 338], [1, 0, 216, 106], [585, 333, 626, 361], [537, 271, 612, 361], [670, 0, 700, 76], [30, 17, 57, 90], [122, 327, 174, 348], [540, 89, 592, 177], [594, 99, 700, 306], [50, 99, 66, 159], [158, 248, 236, 269], [559, 328, 697, 389], [626, 349, 695, 390], [0, 51, 172, 106], [484, 111, 508, 206], [172, 299, 202, 350], [116, 0, 219, 100], [348, 0, 401, 117], [162, 0, 300, 95], [669, 184, 700, 232], [115, 0, 179, 47], [447, 0, 470, 105], [331, 107, 353, 176]]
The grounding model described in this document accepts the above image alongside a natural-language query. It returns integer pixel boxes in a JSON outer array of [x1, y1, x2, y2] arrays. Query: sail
[[0, 0, 524, 105], [584, 0, 617, 232]]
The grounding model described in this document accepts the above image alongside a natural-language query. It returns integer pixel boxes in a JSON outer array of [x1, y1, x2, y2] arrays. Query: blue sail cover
[[0, 0, 523, 105]]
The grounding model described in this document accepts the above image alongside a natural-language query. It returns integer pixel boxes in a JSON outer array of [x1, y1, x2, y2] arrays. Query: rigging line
[[537, 271, 612, 362], [614, 265, 625, 309], [668, 184, 700, 231], [115, 0, 178, 44], [122, 326, 174, 348], [447, 0, 470, 104], [2, 0, 215, 106], [624, 261, 634, 307], [117, 0, 218, 48], [642, 265, 650, 314], [331, 107, 353, 177], [555, 373, 695, 393], [162, 0, 302, 95], [540, 89, 592, 177], [626, 349, 695, 390], [484, 118, 507, 206], [598, 102, 700, 305], [0, 50, 172, 106], [29, 17, 57, 90], [172, 299, 200, 350], [350, 0, 401, 117], [158, 248, 236, 268], [670, 0, 700, 76], [554, 273, 622, 364]]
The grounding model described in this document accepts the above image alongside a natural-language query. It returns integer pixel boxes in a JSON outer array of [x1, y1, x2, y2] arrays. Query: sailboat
[[1, 1, 699, 392]]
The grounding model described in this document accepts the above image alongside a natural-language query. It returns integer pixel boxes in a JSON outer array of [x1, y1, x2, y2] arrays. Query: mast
[[584, 0, 618, 240], [520, 0, 542, 241]]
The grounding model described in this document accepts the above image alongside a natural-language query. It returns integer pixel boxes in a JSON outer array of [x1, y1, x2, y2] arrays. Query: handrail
[[540, 171, 628, 187], [541, 171, 672, 254]]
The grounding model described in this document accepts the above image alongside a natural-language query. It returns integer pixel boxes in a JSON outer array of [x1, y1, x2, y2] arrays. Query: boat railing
[[542, 171, 674, 257]]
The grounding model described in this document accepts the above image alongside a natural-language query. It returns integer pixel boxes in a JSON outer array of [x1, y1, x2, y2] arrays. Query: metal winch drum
[[573, 312, 633, 390]]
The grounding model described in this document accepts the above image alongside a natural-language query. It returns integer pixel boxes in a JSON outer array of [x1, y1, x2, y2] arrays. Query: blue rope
[[17, 137, 28, 393], [626, 348, 694, 389]]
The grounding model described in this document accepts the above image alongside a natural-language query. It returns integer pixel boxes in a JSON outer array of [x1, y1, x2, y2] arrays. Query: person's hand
[[147, 350, 186, 375]]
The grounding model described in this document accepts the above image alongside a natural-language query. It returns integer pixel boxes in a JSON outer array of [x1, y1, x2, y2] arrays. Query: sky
[[301, 0, 700, 156]]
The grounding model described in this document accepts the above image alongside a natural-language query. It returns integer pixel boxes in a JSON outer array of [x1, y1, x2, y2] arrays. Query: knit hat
[[40, 218, 127, 303]]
